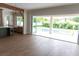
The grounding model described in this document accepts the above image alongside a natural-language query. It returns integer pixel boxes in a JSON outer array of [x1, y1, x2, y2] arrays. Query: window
[[16, 16, 23, 27], [52, 16, 79, 30], [4, 15, 9, 26], [32, 15, 79, 43]]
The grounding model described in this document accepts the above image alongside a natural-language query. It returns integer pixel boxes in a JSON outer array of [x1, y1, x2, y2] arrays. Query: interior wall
[[27, 11, 32, 34], [27, 3, 79, 34], [23, 10, 27, 34], [30, 4, 79, 16]]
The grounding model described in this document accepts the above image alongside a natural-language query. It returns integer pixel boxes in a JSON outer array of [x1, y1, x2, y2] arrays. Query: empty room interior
[[1, 3, 79, 56]]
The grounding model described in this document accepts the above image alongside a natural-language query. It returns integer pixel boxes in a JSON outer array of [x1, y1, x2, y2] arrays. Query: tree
[[33, 17, 49, 23]]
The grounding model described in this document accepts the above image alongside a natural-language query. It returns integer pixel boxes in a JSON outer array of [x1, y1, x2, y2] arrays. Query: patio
[[33, 27, 78, 43]]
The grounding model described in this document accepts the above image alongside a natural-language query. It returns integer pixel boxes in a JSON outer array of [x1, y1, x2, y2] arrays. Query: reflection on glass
[[32, 16, 79, 43]]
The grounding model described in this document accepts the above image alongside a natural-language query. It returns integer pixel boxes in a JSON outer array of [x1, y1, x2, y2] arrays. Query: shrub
[[53, 22, 59, 28], [73, 25, 79, 30], [67, 24, 73, 29], [42, 23, 50, 28], [62, 23, 69, 29], [52, 22, 74, 30]]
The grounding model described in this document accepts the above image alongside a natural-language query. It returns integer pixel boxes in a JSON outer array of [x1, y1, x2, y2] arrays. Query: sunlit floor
[[33, 28, 78, 43], [0, 33, 79, 56]]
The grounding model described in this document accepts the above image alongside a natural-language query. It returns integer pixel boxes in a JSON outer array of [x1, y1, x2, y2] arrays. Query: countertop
[[0, 26, 13, 28]]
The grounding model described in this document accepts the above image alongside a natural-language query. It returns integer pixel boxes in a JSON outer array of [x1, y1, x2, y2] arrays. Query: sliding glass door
[[51, 16, 79, 43], [32, 15, 79, 43], [32, 16, 50, 35]]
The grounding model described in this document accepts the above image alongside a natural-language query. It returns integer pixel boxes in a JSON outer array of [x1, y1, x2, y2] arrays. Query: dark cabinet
[[0, 28, 10, 37], [14, 27, 23, 34]]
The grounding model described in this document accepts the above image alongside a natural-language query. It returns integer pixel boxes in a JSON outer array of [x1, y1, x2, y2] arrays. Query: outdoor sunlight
[[32, 15, 79, 43]]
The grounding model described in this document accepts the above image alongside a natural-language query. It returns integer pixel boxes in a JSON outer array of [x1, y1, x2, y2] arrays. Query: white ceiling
[[11, 3, 73, 10]]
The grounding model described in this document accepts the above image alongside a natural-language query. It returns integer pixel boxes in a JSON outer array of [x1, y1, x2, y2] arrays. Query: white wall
[[27, 11, 32, 34], [23, 10, 27, 34], [30, 4, 79, 16]]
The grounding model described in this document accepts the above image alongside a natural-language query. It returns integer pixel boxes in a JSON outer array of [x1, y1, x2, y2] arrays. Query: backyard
[[32, 16, 79, 43], [33, 16, 79, 30]]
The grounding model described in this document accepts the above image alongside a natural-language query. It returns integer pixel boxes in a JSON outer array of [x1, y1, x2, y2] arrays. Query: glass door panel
[[51, 16, 78, 43], [32, 15, 79, 43], [32, 16, 50, 35]]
